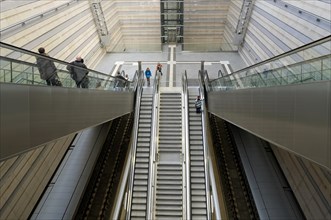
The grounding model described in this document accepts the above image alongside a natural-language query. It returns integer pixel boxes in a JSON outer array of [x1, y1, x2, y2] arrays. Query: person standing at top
[[156, 62, 163, 76], [145, 67, 152, 86], [67, 56, 89, 88], [36, 47, 62, 86]]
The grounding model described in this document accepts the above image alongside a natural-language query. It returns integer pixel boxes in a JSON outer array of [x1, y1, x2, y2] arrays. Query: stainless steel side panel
[[0, 83, 134, 161], [208, 81, 331, 170]]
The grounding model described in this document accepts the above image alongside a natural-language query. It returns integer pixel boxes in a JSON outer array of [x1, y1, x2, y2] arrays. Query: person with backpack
[[67, 56, 89, 88], [36, 47, 62, 86], [145, 67, 152, 86], [195, 95, 203, 113]]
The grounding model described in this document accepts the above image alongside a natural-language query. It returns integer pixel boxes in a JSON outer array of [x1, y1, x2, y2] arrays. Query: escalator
[[0, 42, 139, 161], [130, 89, 153, 219], [204, 36, 331, 170]]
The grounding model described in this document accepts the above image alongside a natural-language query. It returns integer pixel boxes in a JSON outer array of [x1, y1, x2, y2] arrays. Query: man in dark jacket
[[67, 56, 89, 88], [36, 47, 62, 86]]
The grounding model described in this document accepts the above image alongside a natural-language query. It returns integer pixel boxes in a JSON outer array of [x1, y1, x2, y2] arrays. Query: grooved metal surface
[[0, 83, 134, 161], [130, 91, 153, 219], [155, 92, 183, 219], [188, 90, 207, 220], [208, 81, 331, 170]]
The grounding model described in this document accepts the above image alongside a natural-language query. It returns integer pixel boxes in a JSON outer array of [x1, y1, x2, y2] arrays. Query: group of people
[[36, 47, 89, 88], [145, 62, 163, 86]]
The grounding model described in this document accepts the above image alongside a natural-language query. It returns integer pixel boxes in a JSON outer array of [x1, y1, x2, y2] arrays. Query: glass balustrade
[[209, 36, 331, 91], [0, 42, 138, 91]]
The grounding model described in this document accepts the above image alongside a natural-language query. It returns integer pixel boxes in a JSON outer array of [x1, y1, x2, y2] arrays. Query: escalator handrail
[[199, 70, 217, 220], [182, 71, 191, 220]]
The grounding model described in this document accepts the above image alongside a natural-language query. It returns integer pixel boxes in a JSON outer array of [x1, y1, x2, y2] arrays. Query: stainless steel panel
[[0, 83, 134, 161], [208, 81, 331, 170]]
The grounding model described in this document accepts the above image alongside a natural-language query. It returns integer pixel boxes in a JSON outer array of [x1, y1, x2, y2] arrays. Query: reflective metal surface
[[208, 81, 331, 170], [0, 83, 134, 161]]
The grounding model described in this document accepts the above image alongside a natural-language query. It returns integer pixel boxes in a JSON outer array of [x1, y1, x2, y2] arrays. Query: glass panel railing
[[210, 36, 331, 91], [0, 42, 137, 91]]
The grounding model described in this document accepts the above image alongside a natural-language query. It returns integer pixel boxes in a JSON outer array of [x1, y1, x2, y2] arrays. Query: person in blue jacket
[[145, 67, 152, 86]]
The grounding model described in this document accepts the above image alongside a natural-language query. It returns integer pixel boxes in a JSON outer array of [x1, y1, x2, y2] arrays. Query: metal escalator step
[[135, 168, 148, 174], [190, 178, 205, 184], [190, 145, 203, 150], [155, 211, 182, 216], [192, 209, 207, 215], [156, 180, 182, 185], [156, 195, 182, 200], [136, 158, 149, 163], [133, 191, 147, 197], [155, 200, 182, 205], [190, 140, 203, 145], [131, 204, 147, 210], [191, 183, 206, 189], [156, 190, 182, 195], [138, 128, 151, 133], [136, 147, 150, 153], [191, 172, 205, 178], [131, 210, 146, 217], [133, 180, 148, 185], [137, 142, 150, 147], [191, 155, 204, 161], [191, 161, 204, 166], [191, 190, 206, 195], [190, 131, 203, 135], [131, 216, 146, 220], [157, 176, 182, 180], [138, 138, 151, 143], [157, 166, 182, 171], [132, 198, 147, 204], [138, 133, 151, 138], [157, 170, 182, 175], [136, 152, 150, 157], [139, 119, 151, 123], [156, 206, 182, 211], [133, 185, 147, 191], [189, 126, 202, 131], [135, 163, 148, 168], [191, 167, 205, 172], [191, 196, 207, 202], [134, 174, 148, 180], [190, 136, 202, 141], [191, 202, 207, 209], [157, 185, 182, 190], [190, 151, 204, 156]]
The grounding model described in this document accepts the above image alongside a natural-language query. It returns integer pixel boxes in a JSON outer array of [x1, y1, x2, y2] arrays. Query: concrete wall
[[272, 146, 331, 219], [237, 0, 331, 66], [101, 0, 161, 52], [0, 0, 105, 70], [0, 134, 74, 220], [183, 0, 231, 51]]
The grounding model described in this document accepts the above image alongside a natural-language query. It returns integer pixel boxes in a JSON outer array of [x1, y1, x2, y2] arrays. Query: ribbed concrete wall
[[0, 0, 105, 70], [183, 0, 231, 51], [0, 134, 74, 220], [272, 146, 331, 219], [102, 0, 161, 52], [237, 0, 331, 66]]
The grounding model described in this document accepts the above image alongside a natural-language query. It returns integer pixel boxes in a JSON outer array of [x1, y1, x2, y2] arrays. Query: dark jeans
[[76, 78, 89, 88], [46, 76, 62, 86], [196, 107, 201, 113]]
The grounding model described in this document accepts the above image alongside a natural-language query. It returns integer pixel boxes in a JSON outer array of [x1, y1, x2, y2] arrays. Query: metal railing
[[209, 35, 331, 91], [0, 42, 135, 91], [198, 70, 213, 220], [182, 71, 191, 220]]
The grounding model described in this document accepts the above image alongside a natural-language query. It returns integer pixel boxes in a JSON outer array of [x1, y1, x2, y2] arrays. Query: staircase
[[130, 90, 153, 219], [155, 91, 183, 219]]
